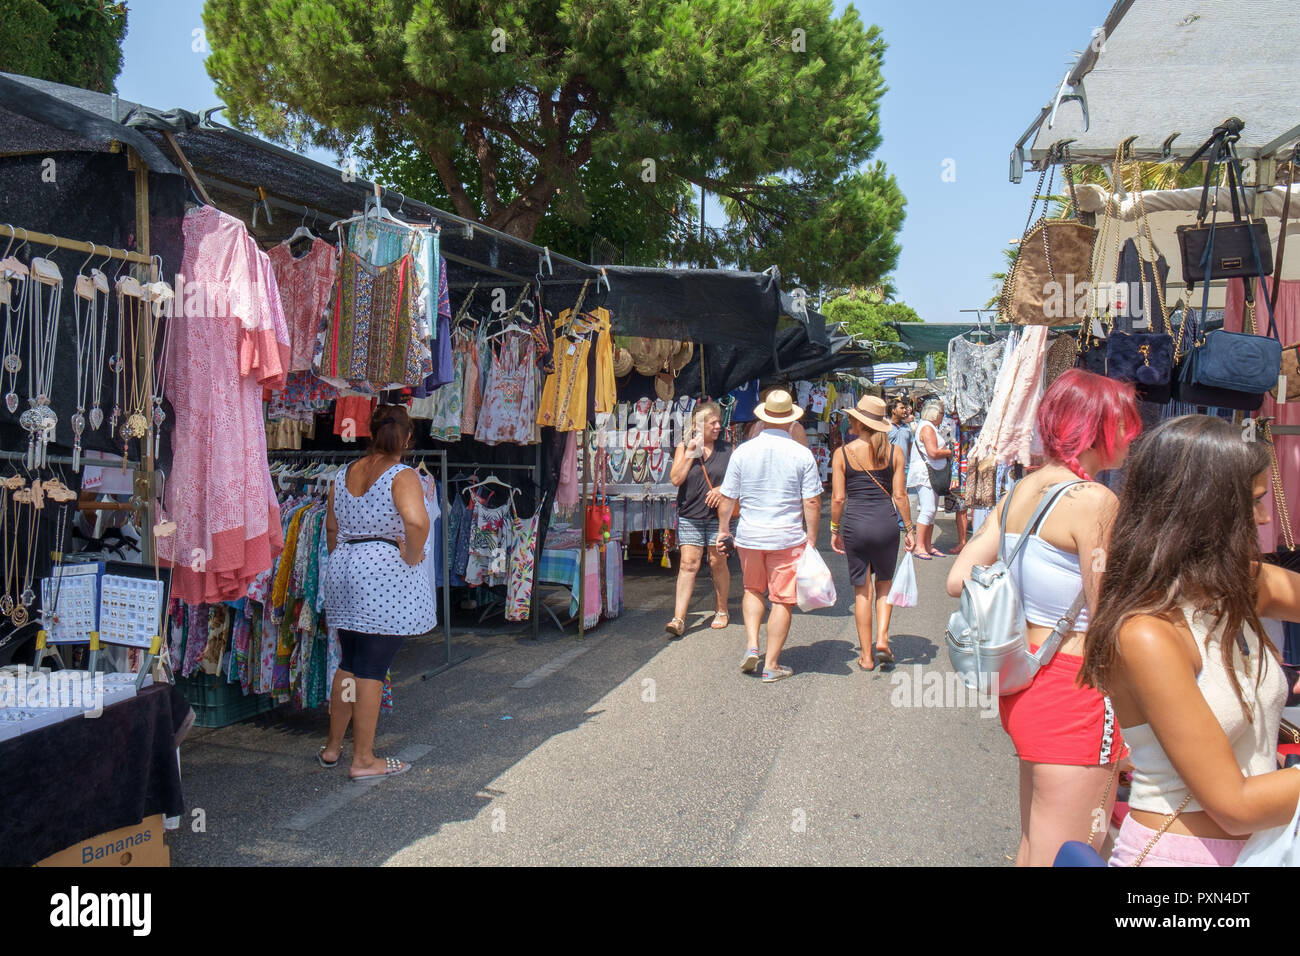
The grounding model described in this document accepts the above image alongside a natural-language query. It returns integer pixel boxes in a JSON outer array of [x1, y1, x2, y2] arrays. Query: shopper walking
[[907, 400, 952, 559], [1082, 415, 1300, 866], [831, 396, 915, 670], [887, 400, 914, 464], [665, 402, 732, 637], [717, 389, 823, 683], [320, 405, 435, 780], [947, 369, 1142, 865]]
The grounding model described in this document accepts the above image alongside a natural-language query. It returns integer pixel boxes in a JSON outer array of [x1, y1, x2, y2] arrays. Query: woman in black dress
[[831, 395, 916, 669]]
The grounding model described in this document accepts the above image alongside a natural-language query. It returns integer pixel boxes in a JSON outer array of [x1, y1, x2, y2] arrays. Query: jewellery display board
[[40, 561, 102, 645], [98, 574, 165, 649]]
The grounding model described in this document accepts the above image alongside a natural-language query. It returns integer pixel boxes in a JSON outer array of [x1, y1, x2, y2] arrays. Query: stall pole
[[578, 427, 588, 640], [421, 449, 468, 679]]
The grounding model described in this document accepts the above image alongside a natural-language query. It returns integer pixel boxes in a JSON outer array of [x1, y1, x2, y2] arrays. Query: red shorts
[[738, 544, 805, 606], [999, 650, 1124, 765]]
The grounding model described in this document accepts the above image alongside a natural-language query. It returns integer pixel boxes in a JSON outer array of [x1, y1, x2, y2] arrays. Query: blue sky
[[116, 0, 1112, 325]]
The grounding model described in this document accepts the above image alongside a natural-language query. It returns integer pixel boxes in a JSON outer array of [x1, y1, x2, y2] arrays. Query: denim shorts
[[676, 514, 719, 548]]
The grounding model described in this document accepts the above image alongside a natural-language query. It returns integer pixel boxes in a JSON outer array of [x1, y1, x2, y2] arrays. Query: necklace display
[[11, 484, 40, 624], [145, 275, 174, 459], [71, 265, 107, 470], [87, 265, 109, 429], [110, 275, 144, 438], [2, 256, 28, 414], [0, 480, 13, 617], [20, 257, 61, 467]]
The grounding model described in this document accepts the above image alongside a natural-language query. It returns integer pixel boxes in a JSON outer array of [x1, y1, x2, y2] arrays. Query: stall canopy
[[890, 322, 982, 354], [1, 72, 818, 359], [1011, 0, 1300, 177]]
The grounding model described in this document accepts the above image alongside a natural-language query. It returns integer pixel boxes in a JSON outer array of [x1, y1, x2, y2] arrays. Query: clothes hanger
[[286, 207, 317, 247]]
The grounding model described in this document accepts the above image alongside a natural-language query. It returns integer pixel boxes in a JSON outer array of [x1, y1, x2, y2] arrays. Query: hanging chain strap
[[1263, 419, 1296, 551], [1002, 149, 1059, 323], [1130, 793, 1194, 867], [1089, 760, 1122, 845]]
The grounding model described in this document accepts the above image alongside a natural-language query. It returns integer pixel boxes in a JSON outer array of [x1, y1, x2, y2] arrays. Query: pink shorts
[[738, 544, 805, 606], [1108, 815, 1245, 867]]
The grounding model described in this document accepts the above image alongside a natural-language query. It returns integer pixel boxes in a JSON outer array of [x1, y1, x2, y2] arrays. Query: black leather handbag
[[1177, 122, 1273, 284]]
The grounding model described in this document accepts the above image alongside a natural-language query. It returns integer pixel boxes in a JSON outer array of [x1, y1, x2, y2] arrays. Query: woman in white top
[[906, 400, 952, 559], [1082, 415, 1300, 865]]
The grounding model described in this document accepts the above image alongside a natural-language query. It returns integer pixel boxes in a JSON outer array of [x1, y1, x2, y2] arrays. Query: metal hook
[[13, 228, 30, 259], [1, 226, 15, 260], [79, 242, 97, 276]]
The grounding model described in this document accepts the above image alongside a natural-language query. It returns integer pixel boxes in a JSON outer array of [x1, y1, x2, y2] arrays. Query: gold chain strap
[[1263, 419, 1296, 551], [1089, 761, 1122, 845], [1130, 793, 1193, 867], [1128, 156, 1172, 335]]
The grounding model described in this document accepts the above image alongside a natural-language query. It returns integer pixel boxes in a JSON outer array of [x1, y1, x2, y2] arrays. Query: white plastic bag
[[1236, 788, 1300, 866], [887, 552, 918, 608], [795, 546, 837, 611]]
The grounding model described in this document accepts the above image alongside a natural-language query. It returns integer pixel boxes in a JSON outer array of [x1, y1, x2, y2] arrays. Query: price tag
[[567, 343, 577, 356]]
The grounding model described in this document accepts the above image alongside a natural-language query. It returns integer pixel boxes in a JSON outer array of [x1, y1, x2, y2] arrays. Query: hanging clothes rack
[[0, 225, 156, 273], [265, 447, 463, 679]]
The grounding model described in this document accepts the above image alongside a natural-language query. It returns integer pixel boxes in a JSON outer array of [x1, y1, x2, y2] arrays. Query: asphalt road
[[169, 511, 1019, 866]]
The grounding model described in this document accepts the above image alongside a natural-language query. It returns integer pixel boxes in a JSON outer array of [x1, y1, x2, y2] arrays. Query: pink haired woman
[[947, 369, 1143, 866]]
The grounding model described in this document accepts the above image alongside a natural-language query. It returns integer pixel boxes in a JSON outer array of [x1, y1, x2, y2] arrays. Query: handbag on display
[[1000, 149, 1097, 327], [1073, 313, 1109, 375], [1177, 121, 1273, 285], [1102, 156, 1176, 402], [585, 449, 612, 545]]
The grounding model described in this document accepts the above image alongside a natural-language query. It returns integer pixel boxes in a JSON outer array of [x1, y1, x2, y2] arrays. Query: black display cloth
[[0, 682, 192, 867]]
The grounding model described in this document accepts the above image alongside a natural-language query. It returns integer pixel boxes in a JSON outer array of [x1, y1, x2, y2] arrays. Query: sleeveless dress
[[839, 446, 901, 585], [476, 331, 536, 445], [324, 463, 437, 636]]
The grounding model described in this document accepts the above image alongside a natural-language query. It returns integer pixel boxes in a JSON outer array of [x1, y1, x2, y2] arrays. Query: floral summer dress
[[505, 509, 541, 621], [476, 331, 536, 445]]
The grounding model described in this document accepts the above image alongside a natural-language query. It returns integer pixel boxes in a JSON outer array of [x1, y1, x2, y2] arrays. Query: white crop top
[[1124, 607, 1286, 815], [1002, 487, 1088, 631]]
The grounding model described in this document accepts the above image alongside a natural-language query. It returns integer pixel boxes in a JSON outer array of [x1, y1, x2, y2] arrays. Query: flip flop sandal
[[665, 618, 686, 638], [350, 757, 410, 781], [873, 646, 895, 666], [913, 552, 933, 561], [317, 746, 339, 769]]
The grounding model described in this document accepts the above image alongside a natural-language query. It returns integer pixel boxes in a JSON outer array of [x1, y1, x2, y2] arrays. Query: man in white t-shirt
[[716, 389, 823, 683]]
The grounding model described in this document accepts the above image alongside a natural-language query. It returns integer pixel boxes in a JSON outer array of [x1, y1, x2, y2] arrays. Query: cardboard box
[[36, 814, 169, 867]]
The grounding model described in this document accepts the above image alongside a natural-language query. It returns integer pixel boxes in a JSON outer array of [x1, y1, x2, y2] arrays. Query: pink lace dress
[[158, 205, 288, 604], [475, 331, 536, 445]]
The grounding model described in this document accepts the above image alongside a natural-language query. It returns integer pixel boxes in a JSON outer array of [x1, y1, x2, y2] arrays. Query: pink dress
[[159, 205, 289, 604], [267, 238, 338, 374]]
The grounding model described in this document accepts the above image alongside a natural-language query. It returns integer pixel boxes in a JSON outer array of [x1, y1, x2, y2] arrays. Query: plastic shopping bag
[[1236, 788, 1300, 866], [795, 546, 837, 612], [887, 552, 918, 608]]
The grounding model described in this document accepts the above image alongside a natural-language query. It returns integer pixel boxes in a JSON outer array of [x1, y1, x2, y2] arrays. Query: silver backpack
[[945, 480, 1086, 696]]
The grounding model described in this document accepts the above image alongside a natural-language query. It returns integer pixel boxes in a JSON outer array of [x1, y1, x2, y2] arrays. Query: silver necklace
[[20, 257, 61, 468], [88, 267, 109, 431], [2, 261, 27, 413], [72, 269, 98, 470], [145, 272, 174, 459]]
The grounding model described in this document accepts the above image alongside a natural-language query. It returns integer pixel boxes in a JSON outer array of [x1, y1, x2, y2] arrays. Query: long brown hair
[[1080, 415, 1275, 719], [849, 420, 892, 468]]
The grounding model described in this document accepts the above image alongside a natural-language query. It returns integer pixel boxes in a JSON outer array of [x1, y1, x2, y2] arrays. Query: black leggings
[[338, 629, 404, 681]]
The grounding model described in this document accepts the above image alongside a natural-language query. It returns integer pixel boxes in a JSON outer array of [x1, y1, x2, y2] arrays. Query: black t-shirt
[[677, 441, 733, 520]]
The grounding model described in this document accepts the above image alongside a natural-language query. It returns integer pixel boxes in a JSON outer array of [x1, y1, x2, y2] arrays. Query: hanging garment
[[159, 205, 288, 604], [424, 329, 471, 440], [459, 330, 483, 436], [969, 326, 1046, 467], [476, 331, 538, 445], [314, 249, 431, 393], [268, 238, 338, 374], [505, 510, 541, 621], [419, 474, 443, 623], [464, 501, 514, 587], [947, 336, 1006, 423], [556, 431, 579, 506], [334, 395, 376, 438], [604, 545, 623, 619], [346, 217, 434, 340], [538, 308, 615, 429]]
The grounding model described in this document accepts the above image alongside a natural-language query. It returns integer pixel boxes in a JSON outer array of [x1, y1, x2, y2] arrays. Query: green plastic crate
[[172, 674, 275, 728]]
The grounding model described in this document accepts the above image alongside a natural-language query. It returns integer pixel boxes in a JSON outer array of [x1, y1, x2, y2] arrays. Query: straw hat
[[754, 388, 804, 424], [654, 371, 675, 401], [613, 346, 634, 378], [669, 340, 693, 375], [629, 336, 674, 376], [845, 394, 891, 433]]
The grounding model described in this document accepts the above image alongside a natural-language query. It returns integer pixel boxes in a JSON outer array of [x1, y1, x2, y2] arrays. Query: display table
[[0, 682, 192, 867]]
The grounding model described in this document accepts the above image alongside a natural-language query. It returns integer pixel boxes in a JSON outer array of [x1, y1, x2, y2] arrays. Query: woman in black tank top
[[832, 396, 915, 669]]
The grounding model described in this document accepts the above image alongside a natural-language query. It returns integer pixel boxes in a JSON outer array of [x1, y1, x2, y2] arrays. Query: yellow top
[[539, 307, 615, 430]]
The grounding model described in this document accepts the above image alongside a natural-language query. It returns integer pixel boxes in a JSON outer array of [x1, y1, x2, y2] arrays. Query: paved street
[[170, 512, 1018, 866]]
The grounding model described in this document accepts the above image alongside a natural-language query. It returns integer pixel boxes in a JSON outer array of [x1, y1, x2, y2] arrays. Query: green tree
[[1, 0, 127, 93], [822, 292, 921, 363], [203, 0, 904, 285]]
